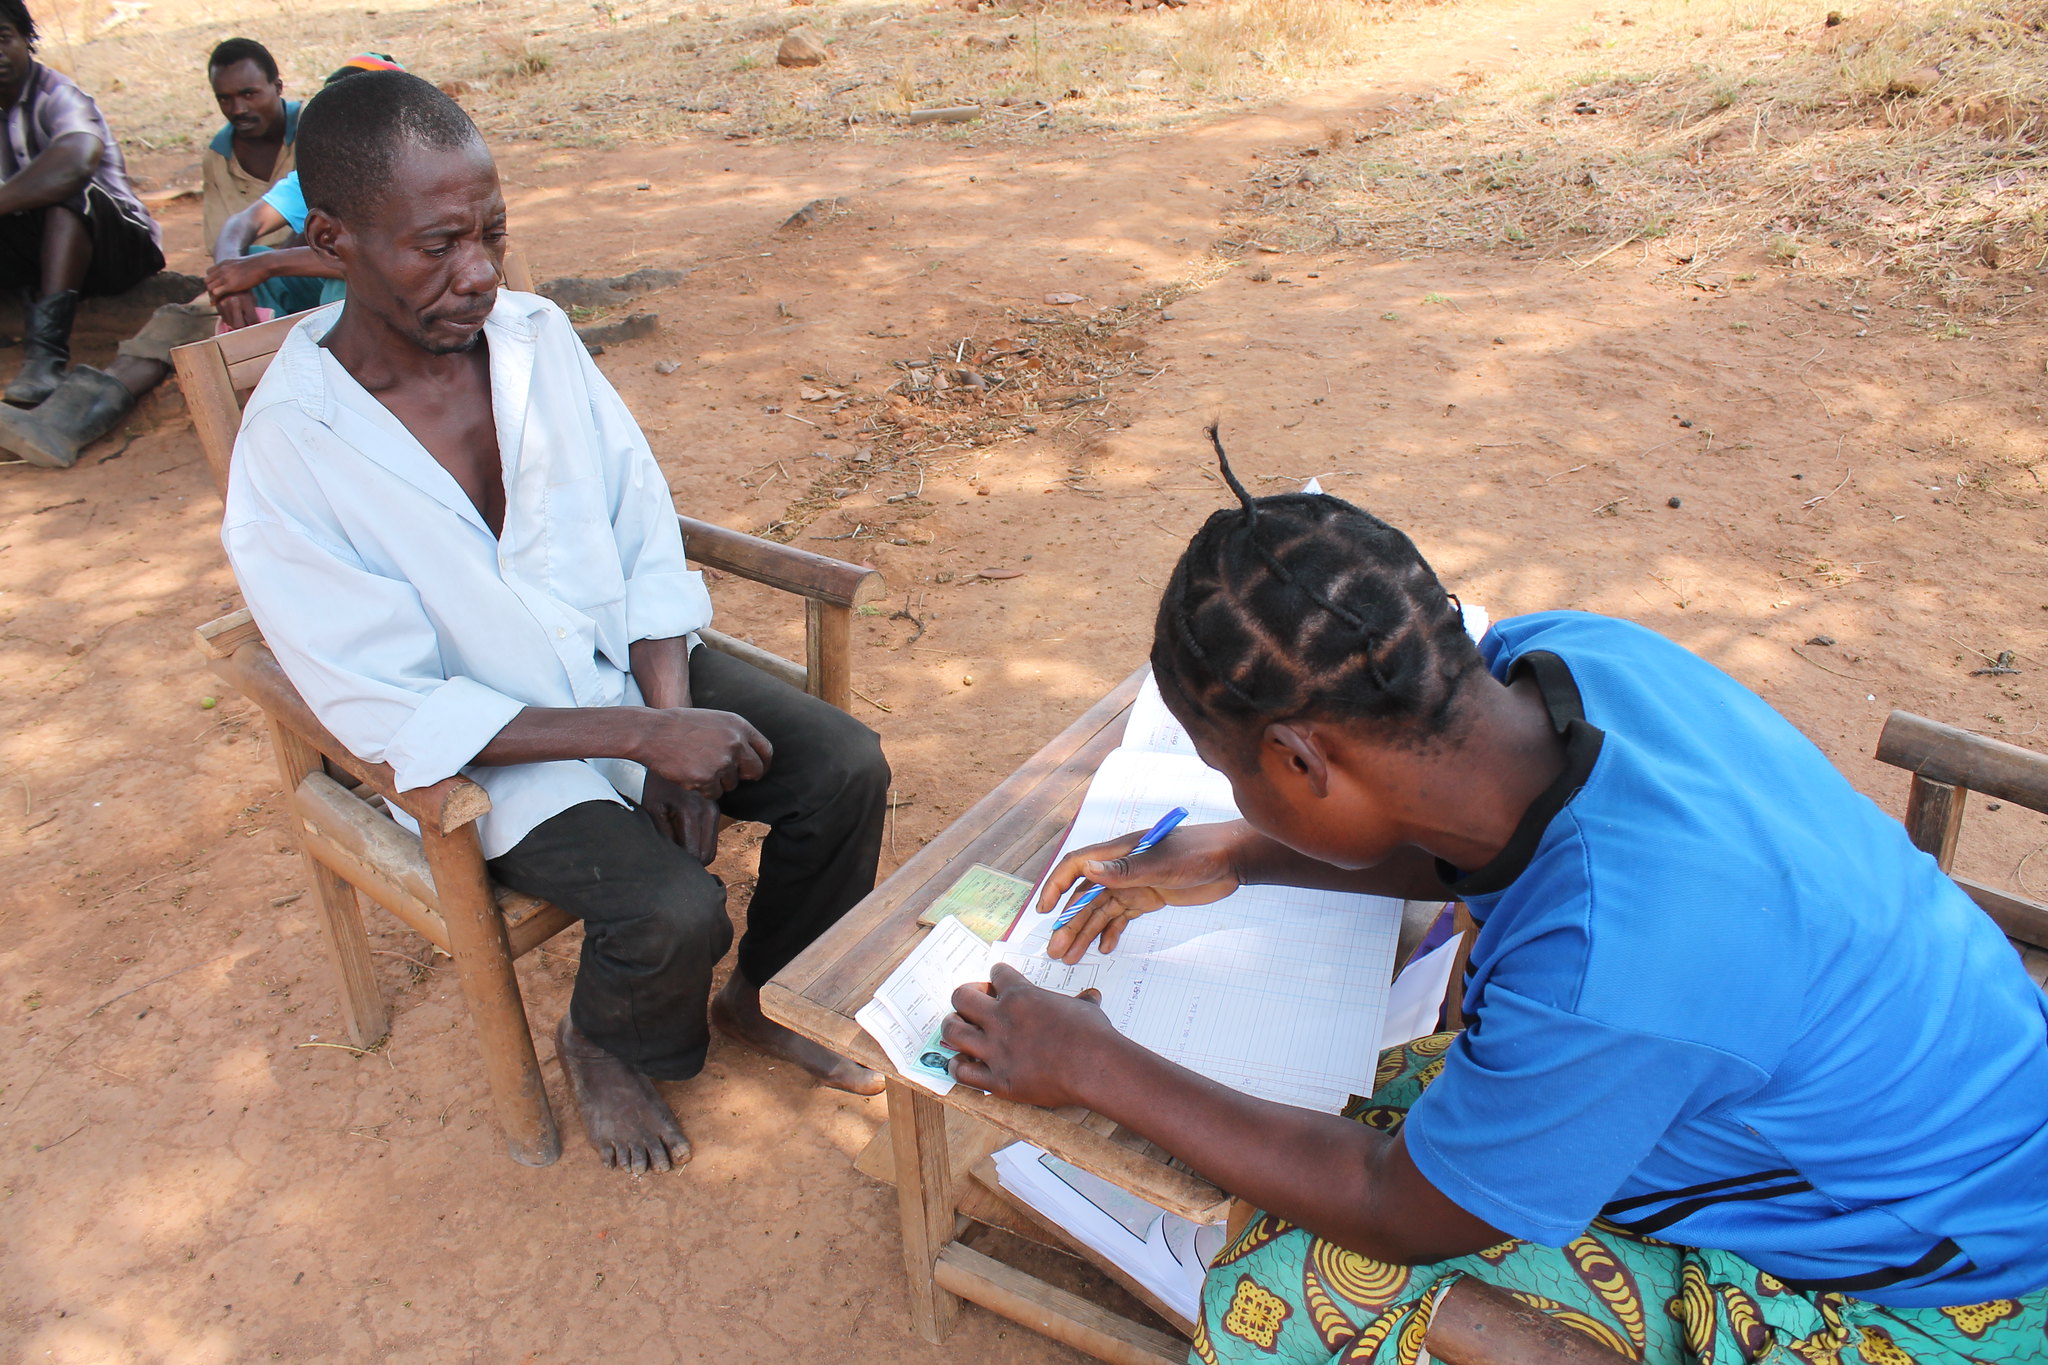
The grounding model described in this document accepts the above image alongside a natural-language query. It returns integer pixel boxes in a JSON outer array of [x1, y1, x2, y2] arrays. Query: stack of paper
[[990, 1140, 1225, 1324], [859, 669, 1408, 1113]]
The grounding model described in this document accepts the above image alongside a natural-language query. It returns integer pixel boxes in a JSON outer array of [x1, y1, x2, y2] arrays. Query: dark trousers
[[487, 648, 890, 1080], [0, 185, 162, 296]]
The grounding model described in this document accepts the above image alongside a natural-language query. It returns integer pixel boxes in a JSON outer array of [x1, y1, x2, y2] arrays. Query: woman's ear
[[1262, 721, 1332, 799]]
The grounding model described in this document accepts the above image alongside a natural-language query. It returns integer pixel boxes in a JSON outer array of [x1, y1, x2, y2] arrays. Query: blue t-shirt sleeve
[[1402, 985, 1758, 1246], [261, 172, 307, 234]]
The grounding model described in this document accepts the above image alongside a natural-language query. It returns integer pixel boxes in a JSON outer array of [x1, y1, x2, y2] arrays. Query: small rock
[[635, 181, 651, 191], [1980, 239, 2004, 268], [976, 568, 1025, 580], [654, 359, 681, 375], [1666, 496, 1682, 509], [1044, 292, 1085, 305], [961, 675, 975, 686], [975, 485, 991, 496], [1886, 65, 1940, 97], [777, 29, 829, 66], [1493, 336, 1506, 345], [1807, 635, 1836, 647]]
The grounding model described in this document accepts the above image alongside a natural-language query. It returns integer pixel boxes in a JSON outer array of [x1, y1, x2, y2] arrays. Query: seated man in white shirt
[[221, 71, 888, 1173]]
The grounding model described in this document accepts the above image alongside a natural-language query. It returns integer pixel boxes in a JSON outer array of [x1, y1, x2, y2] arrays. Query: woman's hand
[[943, 964, 1121, 1108], [640, 773, 721, 864], [1037, 819, 1251, 963], [633, 707, 773, 798]]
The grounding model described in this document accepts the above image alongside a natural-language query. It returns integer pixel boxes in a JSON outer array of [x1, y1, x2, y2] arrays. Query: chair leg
[[269, 722, 388, 1048], [888, 1077, 961, 1341], [422, 822, 562, 1167]]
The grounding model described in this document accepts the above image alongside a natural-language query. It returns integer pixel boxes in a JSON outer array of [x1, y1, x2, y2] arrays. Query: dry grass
[[1228, 0, 2048, 300], [46, 0, 1425, 163]]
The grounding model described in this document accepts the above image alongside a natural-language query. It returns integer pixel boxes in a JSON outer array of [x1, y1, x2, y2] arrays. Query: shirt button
[[556, 627, 566, 639]]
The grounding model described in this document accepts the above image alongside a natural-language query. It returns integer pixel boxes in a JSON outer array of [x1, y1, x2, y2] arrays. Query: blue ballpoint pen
[[1054, 805, 1191, 932]]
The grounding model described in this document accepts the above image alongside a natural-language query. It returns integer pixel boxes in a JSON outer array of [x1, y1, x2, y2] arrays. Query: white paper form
[[854, 915, 991, 1096], [1120, 672, 1200, 757], [1004, 747, 1404, 1113]]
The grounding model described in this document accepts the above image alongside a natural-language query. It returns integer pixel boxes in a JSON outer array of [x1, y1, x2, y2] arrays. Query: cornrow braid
[[1151, 425, 1483, 748]]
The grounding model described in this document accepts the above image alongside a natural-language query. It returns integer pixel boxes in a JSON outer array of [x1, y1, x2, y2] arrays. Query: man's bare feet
[[555, 1017, 693, 1173], [712, 975, 884, 1096]]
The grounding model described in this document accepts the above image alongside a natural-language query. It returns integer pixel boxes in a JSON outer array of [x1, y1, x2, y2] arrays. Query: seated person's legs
[[688, 647, 890, 1088], [488, 799, 732, 1173]]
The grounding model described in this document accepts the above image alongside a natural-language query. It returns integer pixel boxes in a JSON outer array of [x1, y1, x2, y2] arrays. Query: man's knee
[[635, 871, 734, 967], [808, 713, 891, 809]]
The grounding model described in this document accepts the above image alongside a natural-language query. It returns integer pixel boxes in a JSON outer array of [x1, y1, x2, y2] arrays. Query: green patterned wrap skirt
[[1192, 1032, 2048, 1365]]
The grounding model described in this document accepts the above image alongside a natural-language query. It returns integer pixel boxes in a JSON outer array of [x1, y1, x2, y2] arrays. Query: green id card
[[915, 863, 1034, 943]]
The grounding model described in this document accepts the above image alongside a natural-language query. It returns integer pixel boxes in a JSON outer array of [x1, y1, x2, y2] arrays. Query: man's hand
[[1037, 820, 1248, 963], [634, 706, 772, 798], [943, 964, 1121, 1107], [204, 254, 272, 302], [640, 773, 720, 864], [216, 291, 262, 331]]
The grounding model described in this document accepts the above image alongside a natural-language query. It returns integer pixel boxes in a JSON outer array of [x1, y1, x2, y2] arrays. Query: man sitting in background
[[0, 51, 379, 469], [0, 0, 161, 409], [222, 71, 889, 1172]]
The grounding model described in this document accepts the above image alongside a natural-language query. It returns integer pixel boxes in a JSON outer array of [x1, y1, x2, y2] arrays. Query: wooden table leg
[[888, 1077, 961, 1341]]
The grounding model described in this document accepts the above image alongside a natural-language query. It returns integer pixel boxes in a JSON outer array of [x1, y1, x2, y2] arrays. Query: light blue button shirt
[[221, 291, 713, 858]]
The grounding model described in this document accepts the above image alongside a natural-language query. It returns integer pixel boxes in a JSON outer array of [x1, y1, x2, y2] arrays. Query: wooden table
[[763, 668, 1223, 1364]]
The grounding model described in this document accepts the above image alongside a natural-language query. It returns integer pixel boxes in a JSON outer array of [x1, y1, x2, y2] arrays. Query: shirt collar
[[263, 289, 550, 527], [1436, 650, 1605, 897]]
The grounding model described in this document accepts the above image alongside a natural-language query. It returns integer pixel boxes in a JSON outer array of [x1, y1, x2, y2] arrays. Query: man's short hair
[[296, 69, 481, 224], [0, 0, 38, 48], [208, 37, 278, 82]]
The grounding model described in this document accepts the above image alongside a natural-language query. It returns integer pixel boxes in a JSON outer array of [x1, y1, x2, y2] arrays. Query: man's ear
[[303, 206, 348, 268], [1262, 721, 1332, 799]]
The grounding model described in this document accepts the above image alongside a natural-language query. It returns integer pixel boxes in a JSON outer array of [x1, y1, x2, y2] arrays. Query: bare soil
[[4, 0, 2046, 1360]]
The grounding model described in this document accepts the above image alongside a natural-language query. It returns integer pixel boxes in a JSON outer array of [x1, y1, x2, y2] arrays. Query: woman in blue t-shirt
[[939, 433, 2048, 1364]]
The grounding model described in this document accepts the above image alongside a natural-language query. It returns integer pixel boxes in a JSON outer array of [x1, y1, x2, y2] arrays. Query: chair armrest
[[676, 514, 884, 608], [1876, 711, 2048, 813], [206, 638, 491, 835]]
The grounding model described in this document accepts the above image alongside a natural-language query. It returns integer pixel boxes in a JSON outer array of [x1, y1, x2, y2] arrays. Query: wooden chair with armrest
[[172, 266, 886, 1165], [1876, 711, 2048, 987]]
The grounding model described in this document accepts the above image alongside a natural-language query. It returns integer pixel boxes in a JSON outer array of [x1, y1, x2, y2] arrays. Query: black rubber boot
[[6, 288, 80, 407], [0, 364, 131, 468]]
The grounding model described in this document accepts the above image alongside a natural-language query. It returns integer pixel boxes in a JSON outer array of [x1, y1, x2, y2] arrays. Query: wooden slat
[[1955, 875, 2048, 951], [932, 1241, 1185, 1365], [967, 1159, 1195, 1338], [208, 640, 491, 834], [807, 598, 854, 711], [1904, 775, 1966, 868], [170, 326, 245, 495], [272, 723, 389, 1048], [195, 607, 259, 660], [294, 770, 572, 959], [779, 669, 1143, 1007], [422, 820, 560, 1167], [1877, 711, 2048, 814], [698, 627, 806, 692], [856, 1117, 1068, 1251], [679, 513, 883, 608]]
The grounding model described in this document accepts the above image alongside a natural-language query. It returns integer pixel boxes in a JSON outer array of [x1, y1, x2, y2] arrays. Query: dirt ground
[[4, 0, 2047, 1359]]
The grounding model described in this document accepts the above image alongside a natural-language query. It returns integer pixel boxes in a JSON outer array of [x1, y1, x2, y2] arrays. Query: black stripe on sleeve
[[1603, 1179, 1815, 1236], [1775, 1239, 1973, 1295], [1602, 1168, 1801, 1216]]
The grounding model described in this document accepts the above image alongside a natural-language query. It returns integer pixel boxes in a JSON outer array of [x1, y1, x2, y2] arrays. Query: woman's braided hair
[[1150, 426, 1483, 749]]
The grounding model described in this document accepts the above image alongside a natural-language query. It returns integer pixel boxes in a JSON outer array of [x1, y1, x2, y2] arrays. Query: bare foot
[[713, 975, 884, 1096], [555, 1017, 693, 1173]]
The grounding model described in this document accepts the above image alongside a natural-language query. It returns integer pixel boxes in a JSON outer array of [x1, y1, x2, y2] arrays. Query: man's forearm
[[0, 133, 99, 218], [243, 245, 341, 280], [630, 635, 690, 711], [471, 705, 655, 769]]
